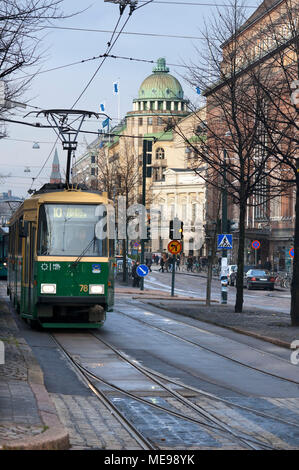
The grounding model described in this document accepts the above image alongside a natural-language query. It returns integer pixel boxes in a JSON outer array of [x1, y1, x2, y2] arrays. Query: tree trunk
[[235, 201, 246, 313], [122, 239, 127, 283], [290, 172, 299, 326], [206, 252, 212, 306]]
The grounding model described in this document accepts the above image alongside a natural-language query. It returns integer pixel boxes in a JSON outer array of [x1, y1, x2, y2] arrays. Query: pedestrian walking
[[146, 257, 152, 272], [132, 261, 140, 287], [187, 255, 193, 272], [159, 257, 165, 273]]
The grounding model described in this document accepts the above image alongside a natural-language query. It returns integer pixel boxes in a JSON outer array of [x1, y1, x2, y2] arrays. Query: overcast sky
[[0, 0, 259, 198]]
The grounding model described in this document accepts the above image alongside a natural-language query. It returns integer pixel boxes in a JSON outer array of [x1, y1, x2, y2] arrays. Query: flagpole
[[117, 78, 120, 123]]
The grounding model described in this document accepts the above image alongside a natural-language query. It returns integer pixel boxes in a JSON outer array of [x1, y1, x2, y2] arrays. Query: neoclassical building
[[72, 58, 207, 256]]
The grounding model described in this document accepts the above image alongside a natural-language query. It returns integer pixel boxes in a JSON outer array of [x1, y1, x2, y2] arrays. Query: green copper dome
[[138, 58, 184, 100]]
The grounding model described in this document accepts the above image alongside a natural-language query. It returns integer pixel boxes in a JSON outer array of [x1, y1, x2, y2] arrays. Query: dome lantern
[[137, 58, 184, 101]]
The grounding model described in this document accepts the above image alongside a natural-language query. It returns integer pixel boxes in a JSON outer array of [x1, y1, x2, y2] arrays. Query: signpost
[[217, 234, 233, 304], [168, 241, 182, 297], [252, 240, 260, 266], [136, 264, 149, 278], [289, 247, 294, 258]]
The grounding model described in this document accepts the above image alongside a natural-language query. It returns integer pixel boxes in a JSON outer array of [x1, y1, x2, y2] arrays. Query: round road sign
[[136, 264, 149, 277], [289, 248, 294, 258], [252, 240, 261, 250], [168, 240, 182, 255]]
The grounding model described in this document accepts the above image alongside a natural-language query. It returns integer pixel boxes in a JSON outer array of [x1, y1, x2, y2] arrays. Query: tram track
[[114, 305, 299, 385], [50, 333, 156, 451], [90, 330, 299, 450], [51, 330, 277, 450]]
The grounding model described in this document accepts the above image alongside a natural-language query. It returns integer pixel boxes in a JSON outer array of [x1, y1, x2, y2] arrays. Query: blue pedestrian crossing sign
[[136, 264, 149, 277], [218, 234, 233, 250]]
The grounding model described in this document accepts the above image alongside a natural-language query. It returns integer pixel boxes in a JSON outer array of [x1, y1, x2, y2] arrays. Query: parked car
[[230, 265, 255, 286], [244, 269, 276, 290]]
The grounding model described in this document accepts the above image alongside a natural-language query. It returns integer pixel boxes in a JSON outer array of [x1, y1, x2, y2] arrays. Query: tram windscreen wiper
[[70, 236, 95, 269]]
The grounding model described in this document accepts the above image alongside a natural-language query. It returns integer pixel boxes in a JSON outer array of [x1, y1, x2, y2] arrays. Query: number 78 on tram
[[7, 186, 115, 329]]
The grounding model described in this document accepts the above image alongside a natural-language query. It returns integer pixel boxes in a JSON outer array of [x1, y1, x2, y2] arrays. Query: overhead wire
[[71, 3, 131, 109], [43, 25, 205, 40]]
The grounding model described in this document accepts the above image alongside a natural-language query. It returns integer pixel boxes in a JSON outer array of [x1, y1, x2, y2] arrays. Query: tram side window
[[38, 205, 48, 255], [18, 218, 23, 256], [9, 224, 16, 259]]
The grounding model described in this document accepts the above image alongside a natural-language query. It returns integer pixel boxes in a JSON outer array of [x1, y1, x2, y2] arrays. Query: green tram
[[0, 227, 8, 279], [7, 184, 115, 328]]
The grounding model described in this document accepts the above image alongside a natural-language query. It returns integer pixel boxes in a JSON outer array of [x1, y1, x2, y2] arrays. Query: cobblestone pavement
[[0, 284, 69, 449], [51, 392, 299, 450], [51, 394, 142, 450], [0, 298, 45, 442]]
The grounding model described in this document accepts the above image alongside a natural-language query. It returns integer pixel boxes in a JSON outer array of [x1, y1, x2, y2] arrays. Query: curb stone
[[143, 300, 291, 350]]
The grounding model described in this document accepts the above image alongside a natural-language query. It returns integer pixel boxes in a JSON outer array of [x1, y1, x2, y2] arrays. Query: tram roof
[[8, 184, 111, 225]]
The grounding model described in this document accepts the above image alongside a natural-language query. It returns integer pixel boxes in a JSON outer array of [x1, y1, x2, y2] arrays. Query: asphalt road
[[142, 268, 291, 314]]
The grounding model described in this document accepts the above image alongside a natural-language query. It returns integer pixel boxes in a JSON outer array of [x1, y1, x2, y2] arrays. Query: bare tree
[[245, 0, 299, 323], [174, 0, 288, 313], [0, 0, 79, 112]]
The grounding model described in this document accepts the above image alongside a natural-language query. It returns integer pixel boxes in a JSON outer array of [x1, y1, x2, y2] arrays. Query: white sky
[[0, 0, 259, 198]]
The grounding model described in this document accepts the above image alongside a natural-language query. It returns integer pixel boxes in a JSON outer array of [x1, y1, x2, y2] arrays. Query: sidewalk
[[0, 292, 69, 450], [140, 298, 299, 349]]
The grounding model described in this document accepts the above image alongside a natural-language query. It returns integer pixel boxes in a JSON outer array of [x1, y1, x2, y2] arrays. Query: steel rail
[[114, 306, 299, 385], [50, 333, 156, 451], [112, 306, 299, 431], [91, 332, 277, 450]]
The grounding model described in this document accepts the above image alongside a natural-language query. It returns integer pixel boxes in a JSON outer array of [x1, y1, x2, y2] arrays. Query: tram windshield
[[37, 204, 108, 256]]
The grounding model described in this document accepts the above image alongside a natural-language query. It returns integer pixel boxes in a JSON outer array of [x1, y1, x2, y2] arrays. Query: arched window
[[156, 147, 165, 160]]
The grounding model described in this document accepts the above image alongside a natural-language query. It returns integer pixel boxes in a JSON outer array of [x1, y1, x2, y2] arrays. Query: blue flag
[[100, 102, 105, 112], [113, 81, 119, 95], [102, 118, 109, 128], [196, 87, 201, 95]]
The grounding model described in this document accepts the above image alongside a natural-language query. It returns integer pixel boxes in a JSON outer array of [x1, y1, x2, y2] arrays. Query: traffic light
[[169, 220, 173, 239], [179, 221, 183, 240], [169, 218, 183, 240]]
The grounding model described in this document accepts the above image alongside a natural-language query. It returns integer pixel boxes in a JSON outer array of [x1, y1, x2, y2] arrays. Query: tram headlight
[[41, 283, 56, 294], [89, 284, 104, 294]]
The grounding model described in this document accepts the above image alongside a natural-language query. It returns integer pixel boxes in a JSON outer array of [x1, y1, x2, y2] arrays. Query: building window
[[157, 117, 163, 125], [147, 117, 153, 125], [156, 147, 165, 160], [91, 168, 95, 176], [138, 117, 143, 126], [91, 155, 96, 163]]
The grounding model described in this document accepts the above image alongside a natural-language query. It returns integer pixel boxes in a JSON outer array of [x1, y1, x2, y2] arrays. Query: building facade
[[205, 0, 297, 272], [72, 58, 207, 256]]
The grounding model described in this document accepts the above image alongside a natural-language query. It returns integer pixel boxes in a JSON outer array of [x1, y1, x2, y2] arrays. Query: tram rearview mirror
[[19, 220, 29, 238]]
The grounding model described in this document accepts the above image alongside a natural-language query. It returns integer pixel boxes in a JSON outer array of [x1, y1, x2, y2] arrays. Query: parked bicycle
[[275, 272, 292, 289]]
